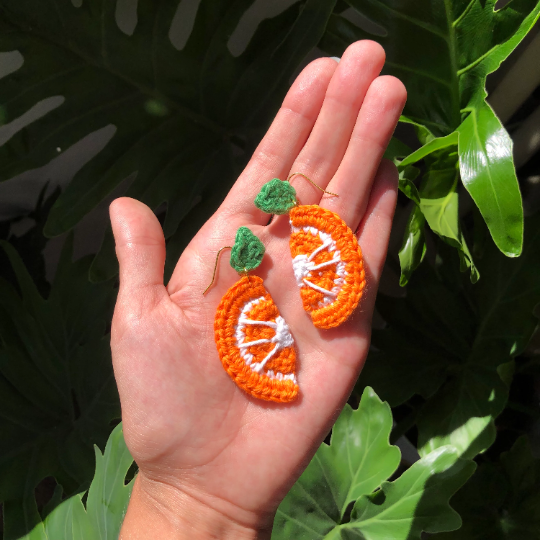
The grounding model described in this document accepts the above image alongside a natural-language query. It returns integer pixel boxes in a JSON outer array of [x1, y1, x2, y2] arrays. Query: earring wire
[[203, 246, 233, 295], [287, 172, 338, 197]]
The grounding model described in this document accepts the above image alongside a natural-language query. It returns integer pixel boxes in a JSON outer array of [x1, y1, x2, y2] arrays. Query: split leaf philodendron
[[0, 237, 119, 537], [3, 423, 134, 540], [273, 387, 475, 539], [437, 436, 540, 539], [0, 0, 337, 282], [359, 214, 540, 460]]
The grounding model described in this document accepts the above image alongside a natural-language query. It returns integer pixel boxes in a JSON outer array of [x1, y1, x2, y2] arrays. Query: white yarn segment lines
[[235, 297, 297, 383], [291, 226, 346, 308]]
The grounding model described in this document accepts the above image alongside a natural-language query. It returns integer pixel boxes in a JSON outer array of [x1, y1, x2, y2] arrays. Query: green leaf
[[397, 146, 475, 284], [322, 0, 540, 135], [8, 423, 135, 540], [399, 115, 435, 145], [0, 237, 119, 530], [383, 136, 412, 161], [274, 439, 474, 539], [359, 264, 474, 407], [418, 151, 479, 283], [230, 226, 265, 272], [416, 364, 506, 459], [359, 213, 540, 459], [457, 101, 523, 257], [347, 447, 475, 539], [254, 178, 297, 215], [321, 0, 540, 260], [419, 214, 540, 457], [398, 164, 421, 205], [398, 204, 426, 287], [4, 493, 92, 540], [437, 436, 540, 539], [0, 0, 336, 279], [85, 424, 134, 538], [499, 436, 540, 537], [0, 185, 60, 297], [398, 103, 524, 260], [399, 131, 458, 169], [273, 387, 400, 538], [471, 214, 540, 362]]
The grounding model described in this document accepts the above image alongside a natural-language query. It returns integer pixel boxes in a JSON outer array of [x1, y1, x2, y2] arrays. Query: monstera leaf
[[321, 0, 540, 277], [273, 388, 474, 539], [359, 213, 540, 460], [0, 237, 119, 537], [0, 0, 336, 281], [4, 423, 135, 540], [437, 436, 540, 539]]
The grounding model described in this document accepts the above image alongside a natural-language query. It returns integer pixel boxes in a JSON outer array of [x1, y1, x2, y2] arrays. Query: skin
[[111, 40, 407, 539]]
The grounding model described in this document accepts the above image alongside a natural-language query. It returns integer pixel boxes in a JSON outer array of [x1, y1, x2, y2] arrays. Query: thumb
[[110, 197, 166, 294]]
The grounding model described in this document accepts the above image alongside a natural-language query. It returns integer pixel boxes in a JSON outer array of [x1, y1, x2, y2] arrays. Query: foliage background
[[1, 0, 539, 538]]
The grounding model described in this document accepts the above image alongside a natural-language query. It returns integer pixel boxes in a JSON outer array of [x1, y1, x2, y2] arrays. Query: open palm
[[111, 41, 406, 537]]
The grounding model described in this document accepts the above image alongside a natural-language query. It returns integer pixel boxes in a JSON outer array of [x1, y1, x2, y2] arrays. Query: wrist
[[120, 473, 273, 540]]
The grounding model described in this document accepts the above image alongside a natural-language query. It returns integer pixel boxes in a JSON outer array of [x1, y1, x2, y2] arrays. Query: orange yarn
[[214, 275, 299, 402], [289, 205, 366, 329]]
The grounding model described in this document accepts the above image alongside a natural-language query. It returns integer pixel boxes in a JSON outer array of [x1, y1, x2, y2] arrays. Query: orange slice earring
[[204, 227, 299, 403], [255, 173, 366, 329]]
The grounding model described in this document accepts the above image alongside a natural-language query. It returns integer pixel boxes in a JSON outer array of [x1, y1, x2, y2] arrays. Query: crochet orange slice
[[214, 275, 299, 403], [289, 205, 366, 329]]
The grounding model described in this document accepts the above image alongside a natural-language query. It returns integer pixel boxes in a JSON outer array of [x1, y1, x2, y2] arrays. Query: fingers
[[110, 197, 166, 295], [356, 159, 399, 292], [321, 75, 407, 231], [286, 41, 386, 206], [217, 57, 338, 224]]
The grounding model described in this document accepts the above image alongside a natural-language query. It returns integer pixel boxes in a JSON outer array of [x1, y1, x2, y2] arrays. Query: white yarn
[[235, 296, 297, 383], [290, 226, 347, 306]]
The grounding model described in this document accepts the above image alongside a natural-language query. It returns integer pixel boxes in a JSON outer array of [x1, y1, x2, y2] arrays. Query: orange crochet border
[[290, 205, 366, 329], [214, 275, 299, 403]]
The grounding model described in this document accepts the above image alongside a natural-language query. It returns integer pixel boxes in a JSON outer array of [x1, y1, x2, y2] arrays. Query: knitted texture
[[214, 275, 299, 402], [254, 178, 297, 215], [289, 205, 366, 329], [230, 227, 265, 273]]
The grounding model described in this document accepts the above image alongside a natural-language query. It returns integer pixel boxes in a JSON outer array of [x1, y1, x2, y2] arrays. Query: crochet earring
[[204, 226, 299, 403], [255, 172, 366, 329]]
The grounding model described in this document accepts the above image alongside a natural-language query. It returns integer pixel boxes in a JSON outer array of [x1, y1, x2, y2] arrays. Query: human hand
[[110, 40, 406, 539]]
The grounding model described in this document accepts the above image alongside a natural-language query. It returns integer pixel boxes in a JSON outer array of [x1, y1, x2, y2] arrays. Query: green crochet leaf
[[230, 227, 265, 273], [254, 178, 297, 215]]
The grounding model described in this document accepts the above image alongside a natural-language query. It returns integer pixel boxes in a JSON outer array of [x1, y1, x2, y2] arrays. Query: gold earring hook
[[203, 246, 233, 295], [287, 172, 339, 197]]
